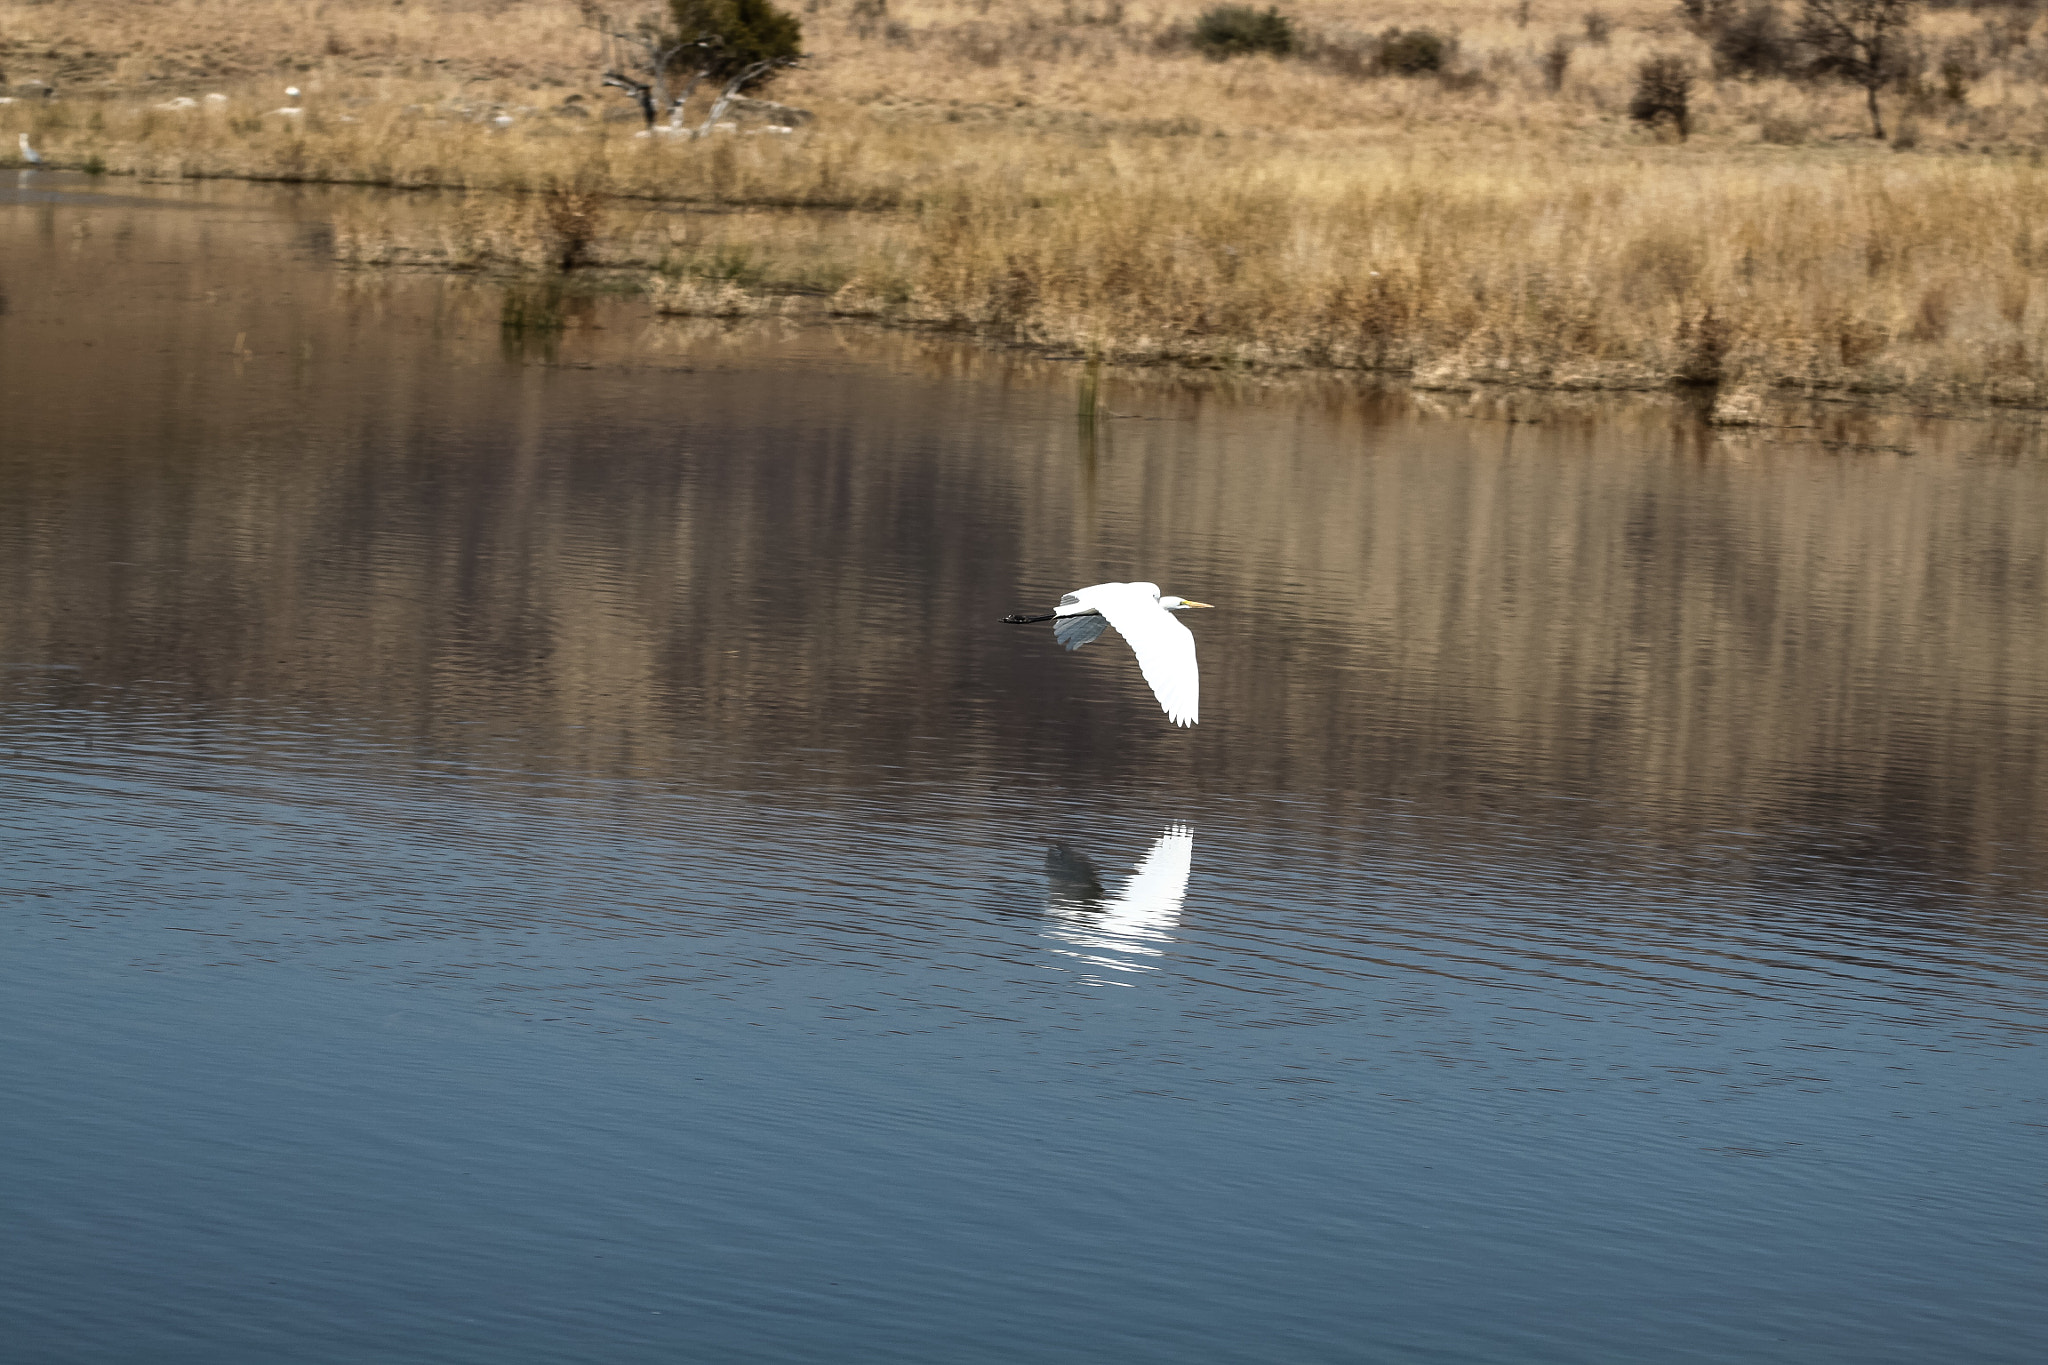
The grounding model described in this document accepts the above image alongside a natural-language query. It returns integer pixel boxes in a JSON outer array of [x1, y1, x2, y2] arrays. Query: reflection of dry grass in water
[[10, 1, 2048, 403]]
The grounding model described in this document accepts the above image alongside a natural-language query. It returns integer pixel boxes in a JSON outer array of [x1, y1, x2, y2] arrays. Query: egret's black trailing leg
[[1002, 612, 1058, 624]]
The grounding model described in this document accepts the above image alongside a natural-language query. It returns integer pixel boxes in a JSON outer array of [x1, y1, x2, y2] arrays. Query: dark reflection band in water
[[1, 189, 2043, 899], [1, 178, 2043, 1010]]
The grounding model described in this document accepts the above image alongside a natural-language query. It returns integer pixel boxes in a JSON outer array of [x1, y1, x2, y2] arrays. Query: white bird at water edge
[[1004, 581, 1214, 726], [18, 133, 42, 166]]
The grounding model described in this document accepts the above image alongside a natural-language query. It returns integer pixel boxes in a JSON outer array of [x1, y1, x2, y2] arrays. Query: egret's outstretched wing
[[1053, 612, 1109, 651], [1087, 584, 1200, 726]]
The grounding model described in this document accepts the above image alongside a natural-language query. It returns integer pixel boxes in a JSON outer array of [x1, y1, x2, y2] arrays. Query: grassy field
[[6, 0, 2048, 408]]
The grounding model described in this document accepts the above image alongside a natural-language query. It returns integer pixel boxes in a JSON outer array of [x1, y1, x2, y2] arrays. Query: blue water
[[1, 175, 2044, 1363]]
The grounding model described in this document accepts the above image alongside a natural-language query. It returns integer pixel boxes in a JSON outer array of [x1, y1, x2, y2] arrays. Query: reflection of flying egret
[[18, 133, 42, 166], [1043, 826, 1194, 980], [1004, 581, 1214, 726]]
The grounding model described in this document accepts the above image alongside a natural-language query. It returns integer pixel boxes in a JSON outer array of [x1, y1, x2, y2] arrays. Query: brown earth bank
[[6, 1, 2048, 410]]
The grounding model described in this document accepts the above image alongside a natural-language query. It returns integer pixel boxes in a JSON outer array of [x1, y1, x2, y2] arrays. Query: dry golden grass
[[8, 1, 2048, 403]]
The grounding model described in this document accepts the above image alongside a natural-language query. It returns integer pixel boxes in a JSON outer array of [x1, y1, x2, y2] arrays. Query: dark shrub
[[1629, 54, 1694, 137], [1583, 10, 1614, 44], [1711, 4, 1798, 77], [670, 0, 803, 76], [1677, 0, 1735, 36], [539, 179, 609, 272], [1541, 36, 1575, 91], [1192, 5, 1297, 58], [1937, 38, 1980, 101], [1374, 27, 1455, 75], [1981, 14, 2030, 63], [1676, 306, 1732, 384]]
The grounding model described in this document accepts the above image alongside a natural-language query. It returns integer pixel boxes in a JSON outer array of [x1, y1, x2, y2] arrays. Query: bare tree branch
[[583, 2, 803, 135], [584, 3, 696, 129], [694, 58, 800, 137], [1797, 0, 1917, 139]]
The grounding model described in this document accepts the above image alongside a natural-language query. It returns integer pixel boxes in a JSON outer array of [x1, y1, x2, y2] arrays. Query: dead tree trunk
[[1797, 0, 1917, 140], [585, 3, 803, 136], [694, 59, 783, 136], [586, 5, 695, 130]]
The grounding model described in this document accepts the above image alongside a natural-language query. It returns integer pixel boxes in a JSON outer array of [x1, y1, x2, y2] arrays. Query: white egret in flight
[[1004, 581, 1213, 726], [18, 133, 42, 166]]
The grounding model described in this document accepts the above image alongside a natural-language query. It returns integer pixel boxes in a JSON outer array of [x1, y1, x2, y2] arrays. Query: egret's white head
[[1159, 596, 1215, 611]]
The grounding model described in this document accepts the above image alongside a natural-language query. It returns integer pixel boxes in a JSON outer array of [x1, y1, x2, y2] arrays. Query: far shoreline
[[10, 0, 2048, 418]]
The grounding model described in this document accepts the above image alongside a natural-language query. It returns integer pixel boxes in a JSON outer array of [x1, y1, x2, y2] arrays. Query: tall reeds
[[859, 148, 2047, 402], [8, 1, 2048, 403]]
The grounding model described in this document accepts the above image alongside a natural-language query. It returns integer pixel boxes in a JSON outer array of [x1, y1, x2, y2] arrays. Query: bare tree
[[582, 2, 803, 138], [584, 7, 696, 130], [1797, 0, 1917, 139], [692, 54, 799, 135]]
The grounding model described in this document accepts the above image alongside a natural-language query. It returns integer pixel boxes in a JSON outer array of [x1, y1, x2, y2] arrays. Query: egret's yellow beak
[[1183, 600, 1216, 609]]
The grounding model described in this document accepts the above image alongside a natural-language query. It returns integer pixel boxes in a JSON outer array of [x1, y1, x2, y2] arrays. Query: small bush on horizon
[[668, 0, 803, 81], [538, 175, 609, 272], [1191, 6, 1297, 59], [1374, 27, 1455, 76], [1711, 3, 1800, 78], [1678, 0, 1737, 36], [1630, 54, 1695, 137], [1542, 36, 1575, 91], [1938, 40, 1981, 103]]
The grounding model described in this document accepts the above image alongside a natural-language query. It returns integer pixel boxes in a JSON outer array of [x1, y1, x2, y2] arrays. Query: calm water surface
[[2, 176, 2045, 1363]]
